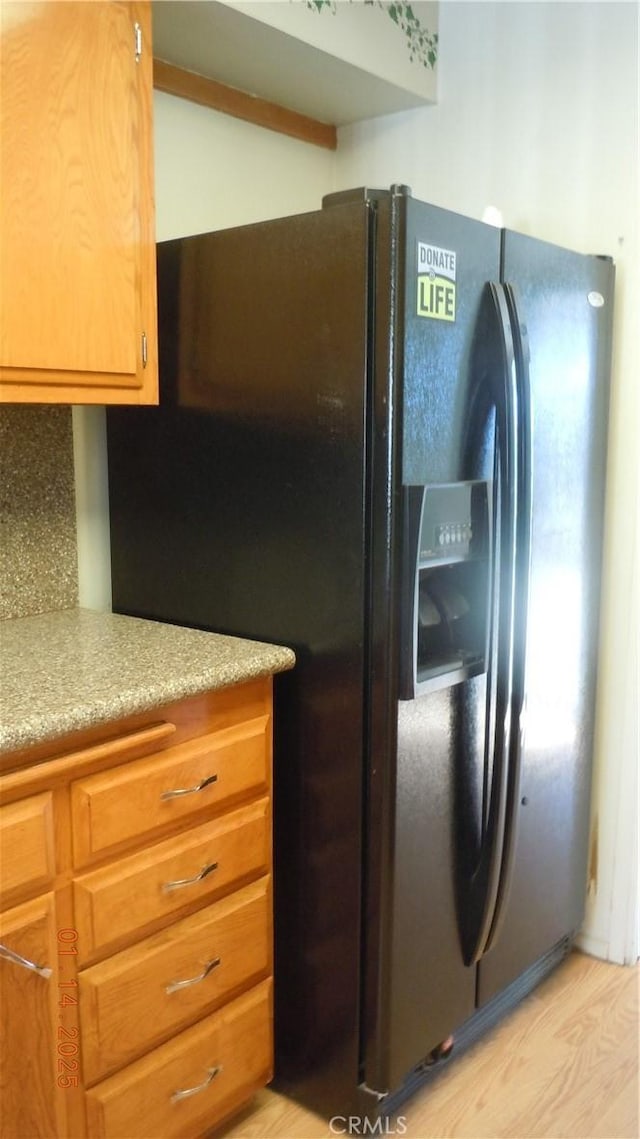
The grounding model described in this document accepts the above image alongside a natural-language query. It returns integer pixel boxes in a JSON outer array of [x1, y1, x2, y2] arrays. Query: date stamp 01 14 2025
[[56, 927, 80, 1089]]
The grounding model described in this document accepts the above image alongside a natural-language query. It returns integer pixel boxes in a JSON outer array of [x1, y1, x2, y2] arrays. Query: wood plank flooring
[[217, 952, 638, 1139]]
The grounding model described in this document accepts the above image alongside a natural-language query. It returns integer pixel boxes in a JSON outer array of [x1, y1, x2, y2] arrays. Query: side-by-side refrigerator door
[[363, 197, 504, 1095], [477, 233, 614, 1006]]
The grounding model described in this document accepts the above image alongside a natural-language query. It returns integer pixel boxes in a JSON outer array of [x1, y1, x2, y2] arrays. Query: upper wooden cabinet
[[0, 1, 158, 404]]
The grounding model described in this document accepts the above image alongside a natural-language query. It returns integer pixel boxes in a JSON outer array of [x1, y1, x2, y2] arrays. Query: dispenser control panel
[[435, 521, 473, 550], [419, 482, 487, 563]]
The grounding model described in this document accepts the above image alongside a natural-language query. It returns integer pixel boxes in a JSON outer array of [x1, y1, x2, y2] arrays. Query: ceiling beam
[[153, 59, 337, 151]]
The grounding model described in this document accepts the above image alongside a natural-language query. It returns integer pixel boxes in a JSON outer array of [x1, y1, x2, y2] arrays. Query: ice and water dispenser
[[400, 482, 491, 699]]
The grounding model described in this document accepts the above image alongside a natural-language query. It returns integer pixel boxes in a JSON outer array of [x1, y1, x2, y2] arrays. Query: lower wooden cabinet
[[0, 678, 274, 1138]]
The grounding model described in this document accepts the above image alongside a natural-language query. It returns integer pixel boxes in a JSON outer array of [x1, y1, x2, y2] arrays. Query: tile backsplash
[[0, 406, 78, 620]]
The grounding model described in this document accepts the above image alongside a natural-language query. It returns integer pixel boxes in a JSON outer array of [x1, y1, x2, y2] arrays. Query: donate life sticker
[[417, 242, 457, 322]]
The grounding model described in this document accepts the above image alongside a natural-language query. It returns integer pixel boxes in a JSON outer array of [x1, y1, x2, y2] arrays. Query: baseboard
[[575, 930, 611, 960]]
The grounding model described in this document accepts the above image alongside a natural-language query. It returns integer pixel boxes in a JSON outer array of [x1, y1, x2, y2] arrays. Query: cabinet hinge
[[141, 332, 148, 368], [134, 22, 143, 63]]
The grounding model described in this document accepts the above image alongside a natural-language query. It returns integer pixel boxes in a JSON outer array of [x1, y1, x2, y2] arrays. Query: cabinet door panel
[[0, 1, 157, 403], [0, 894, 61, 1138]]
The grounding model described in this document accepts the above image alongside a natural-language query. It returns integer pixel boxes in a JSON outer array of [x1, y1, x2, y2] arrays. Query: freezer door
[[477, 235, 614, 1005], [363, 197, 502, 1093]]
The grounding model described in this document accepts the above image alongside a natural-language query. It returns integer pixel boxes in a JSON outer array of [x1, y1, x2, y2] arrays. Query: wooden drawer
[[79, 877, 271, 1084], [73, 797, 269, 962], [0, 793, 55, 908], [85, 978, 272, 1138], [71, 714, 270, 865]]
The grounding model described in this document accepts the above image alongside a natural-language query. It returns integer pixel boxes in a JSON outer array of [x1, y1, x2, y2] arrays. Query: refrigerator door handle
[[482, 282, 533, 954], [462, 282, 519, 966]]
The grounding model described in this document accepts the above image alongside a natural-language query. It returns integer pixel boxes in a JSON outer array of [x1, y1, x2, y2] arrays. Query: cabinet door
[[0, 1, 157, 404], [0, 895, 64, 1138]]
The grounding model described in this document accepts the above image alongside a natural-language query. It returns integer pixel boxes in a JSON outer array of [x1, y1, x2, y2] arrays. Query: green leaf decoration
[[305, 0, 438, 70]]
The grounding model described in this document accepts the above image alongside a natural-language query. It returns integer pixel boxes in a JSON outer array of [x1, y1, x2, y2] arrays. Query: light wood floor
[[218, 951, 639, 1139]]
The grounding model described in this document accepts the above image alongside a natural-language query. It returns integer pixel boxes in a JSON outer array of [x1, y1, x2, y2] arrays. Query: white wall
[[333, 0, 638, 964], [73, 90, 335, 612], [152, 90, 334, 240]]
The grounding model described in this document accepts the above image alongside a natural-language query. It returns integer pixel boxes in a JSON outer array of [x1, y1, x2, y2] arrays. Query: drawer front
[[71, 714, 270, 865], [80, 877, 271, 1083], [85, 979, 272, 1139], [0, 793, 55, 907], [73, 798, 269, 962]]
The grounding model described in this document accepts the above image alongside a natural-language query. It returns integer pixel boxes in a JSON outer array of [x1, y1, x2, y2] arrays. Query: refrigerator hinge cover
[[322, 185, 412, 210]]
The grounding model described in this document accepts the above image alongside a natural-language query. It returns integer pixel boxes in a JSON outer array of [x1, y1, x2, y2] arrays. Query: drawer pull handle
[[162, 861, 219, 893], [160, 774, 218, 801], [0, 942, 52, 979], [165, 956, 221, 995], [170, 1064, 222, 1103]]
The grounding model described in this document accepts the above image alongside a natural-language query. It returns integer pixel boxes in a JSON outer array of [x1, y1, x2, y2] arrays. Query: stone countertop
[[0, 608, 295, 754]]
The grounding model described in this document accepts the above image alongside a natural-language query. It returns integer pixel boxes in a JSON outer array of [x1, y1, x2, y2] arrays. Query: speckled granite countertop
[[0, 608, 295, 754]]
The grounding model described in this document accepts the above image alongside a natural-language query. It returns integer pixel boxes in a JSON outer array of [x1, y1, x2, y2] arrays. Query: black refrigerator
[[107, 186, 614, 1116]]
